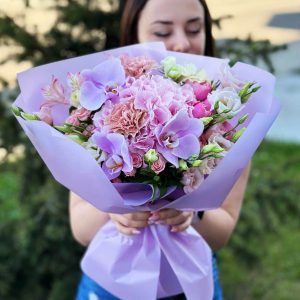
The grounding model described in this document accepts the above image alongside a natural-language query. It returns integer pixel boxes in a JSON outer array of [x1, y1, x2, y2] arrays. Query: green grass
[[220, 140, 300, 299]]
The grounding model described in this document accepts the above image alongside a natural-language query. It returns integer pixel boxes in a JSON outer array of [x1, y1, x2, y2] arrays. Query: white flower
[[82, 139, 107, 163], [208, 133, 234, 152], [208, 87, 243, 117], [199, 157, 217, 175], [220, 63, 246, 91]]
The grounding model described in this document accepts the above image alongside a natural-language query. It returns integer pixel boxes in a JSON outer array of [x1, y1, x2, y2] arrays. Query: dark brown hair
[[120, 0, 215, 57]]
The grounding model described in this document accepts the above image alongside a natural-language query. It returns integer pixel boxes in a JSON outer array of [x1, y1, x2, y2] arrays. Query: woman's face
[[137, 0, 206, 55]]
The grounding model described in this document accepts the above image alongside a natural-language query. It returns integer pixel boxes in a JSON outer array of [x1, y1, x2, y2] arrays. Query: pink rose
[[124, 168, 137, 177], [66, 107, 91, 125], [181, 168, 204, 194], [131, 152, 143, 168], [83, 124, 96, 137], [151, 154, 166, 174]]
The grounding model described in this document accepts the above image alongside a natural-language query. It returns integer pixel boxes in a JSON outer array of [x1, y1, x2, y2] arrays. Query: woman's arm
[[69, 192, 110, 246], [69, 193, 151, 246], [192, 162, 251, 251]]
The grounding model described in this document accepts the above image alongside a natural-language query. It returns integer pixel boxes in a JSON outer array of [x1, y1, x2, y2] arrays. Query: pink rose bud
[[38, 106, 53, 125], [191, 81, 212, 101], [131, 152, 143, 168]]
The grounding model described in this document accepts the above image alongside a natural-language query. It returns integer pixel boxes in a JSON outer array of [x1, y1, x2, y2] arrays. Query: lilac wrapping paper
[[13, 43, 280, 300]]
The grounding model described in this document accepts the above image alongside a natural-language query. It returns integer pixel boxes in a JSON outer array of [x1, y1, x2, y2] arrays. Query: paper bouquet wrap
[[13, 43, 280, 300]]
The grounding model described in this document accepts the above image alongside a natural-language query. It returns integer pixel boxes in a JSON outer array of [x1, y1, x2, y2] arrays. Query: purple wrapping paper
[[13, 43, 280, 300]]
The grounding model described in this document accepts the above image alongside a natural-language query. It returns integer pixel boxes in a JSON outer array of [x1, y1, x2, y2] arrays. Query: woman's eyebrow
[[151, 20, 173, 25], [151, 17, 202, 25], [187, 17, 202, 24]]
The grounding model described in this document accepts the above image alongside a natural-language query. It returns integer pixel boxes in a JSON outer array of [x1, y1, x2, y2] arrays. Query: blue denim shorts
[[76, 254, 222, 300]]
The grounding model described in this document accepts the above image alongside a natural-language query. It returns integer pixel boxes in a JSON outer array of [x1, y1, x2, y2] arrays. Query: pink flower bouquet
[[12, 43, 280, 300]]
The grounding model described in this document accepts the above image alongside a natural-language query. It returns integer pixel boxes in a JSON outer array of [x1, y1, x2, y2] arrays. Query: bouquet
[[12, 43, 280, 300]]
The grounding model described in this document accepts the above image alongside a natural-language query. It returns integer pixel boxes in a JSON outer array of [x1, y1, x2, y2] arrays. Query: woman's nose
[[171, 31, 191, 53]]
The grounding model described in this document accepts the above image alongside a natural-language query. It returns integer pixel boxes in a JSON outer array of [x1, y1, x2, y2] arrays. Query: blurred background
[[0, 0, 299, 299]]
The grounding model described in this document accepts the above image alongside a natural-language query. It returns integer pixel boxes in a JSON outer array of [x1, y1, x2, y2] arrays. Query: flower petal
[[80, 81, 106, 110], [157, 145, 179, 167], [172, 134, 200, 159], [92, 58, 125, 85]]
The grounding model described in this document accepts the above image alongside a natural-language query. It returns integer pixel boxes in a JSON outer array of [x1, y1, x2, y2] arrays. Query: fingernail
[[170, 226, 177, 232], [155, 220, 164, 225], [132, 229, 141, 234], [148, 215, 160, 222]]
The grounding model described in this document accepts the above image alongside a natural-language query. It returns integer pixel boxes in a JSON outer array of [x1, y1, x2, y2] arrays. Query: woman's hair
[[120, 0, 215, 57]]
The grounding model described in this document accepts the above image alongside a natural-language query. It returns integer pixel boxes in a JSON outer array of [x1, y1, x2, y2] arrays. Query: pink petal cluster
[[36, 54, 256, 196], [151, 154, 166, 174], [42, 76, 69, 106], [120, 55, 156, 78], [181, 168, 204, 194], [107, 99, 149, 137], [66, 107, 91, 126]]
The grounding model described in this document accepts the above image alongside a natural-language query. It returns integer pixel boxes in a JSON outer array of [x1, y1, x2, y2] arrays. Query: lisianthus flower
[[208, 87, 243, 117], [155, 110, 204, 167], [220, 63, 246, 92], [92, 132, 133, 179], [80, 58, 125, 111], [181, 167, 204, 194]]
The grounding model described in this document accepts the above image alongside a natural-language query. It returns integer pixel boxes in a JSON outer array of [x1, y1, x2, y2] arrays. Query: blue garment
[[76, 254, 222, 300]]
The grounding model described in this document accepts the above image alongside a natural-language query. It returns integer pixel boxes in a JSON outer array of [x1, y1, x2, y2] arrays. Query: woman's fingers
[[171, 213, 193, 232], [109, 212, 151, 235], [113, 220, 141, 235], [156, 208, 180, 220]]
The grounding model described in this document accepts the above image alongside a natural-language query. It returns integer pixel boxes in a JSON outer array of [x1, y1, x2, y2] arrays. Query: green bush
[[220, 141, 300, 299]]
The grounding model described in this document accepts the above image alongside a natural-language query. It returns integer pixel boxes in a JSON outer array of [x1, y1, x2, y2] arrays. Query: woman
[[72, 0, 251, 299]]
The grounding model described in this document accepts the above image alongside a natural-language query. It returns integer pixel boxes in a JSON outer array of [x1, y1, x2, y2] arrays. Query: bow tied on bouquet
[[12, 42, 280, 300]]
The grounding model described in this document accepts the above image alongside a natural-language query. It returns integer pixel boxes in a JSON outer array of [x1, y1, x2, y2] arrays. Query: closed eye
[[153, 32, 171, 38]]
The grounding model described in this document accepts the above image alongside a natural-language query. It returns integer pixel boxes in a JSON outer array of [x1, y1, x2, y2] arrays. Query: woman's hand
[[109, 212, 151, 235], [152, 209, 193, 232]]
